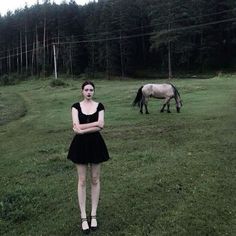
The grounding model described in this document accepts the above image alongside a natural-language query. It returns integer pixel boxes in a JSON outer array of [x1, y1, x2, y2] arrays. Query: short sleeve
[[71, 102, 80, 110], [97, 103, 105, 112]]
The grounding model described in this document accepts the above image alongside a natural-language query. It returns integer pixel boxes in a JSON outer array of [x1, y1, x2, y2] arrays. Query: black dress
[[67, 102, 110, 164]]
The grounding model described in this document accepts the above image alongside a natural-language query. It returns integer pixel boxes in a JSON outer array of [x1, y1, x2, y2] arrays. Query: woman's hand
[[97, 120, 104, 129], [73, 123, 84, 134]]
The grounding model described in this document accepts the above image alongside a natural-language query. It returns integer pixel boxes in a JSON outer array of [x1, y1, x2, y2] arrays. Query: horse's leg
[[140, 98, 144, 114], [145, 104, 149, 114], [167, 98, 172, 113], [140, 102, 143, 114], [160, 99, 167, 112], [160, 103, 166, 112], [160, 97, 170, 113], [167, 102, 171, 113], [144, 97, 149, 114]]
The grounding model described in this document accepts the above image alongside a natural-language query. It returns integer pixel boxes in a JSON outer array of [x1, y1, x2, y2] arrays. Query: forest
[[0, 0, 235, 80]]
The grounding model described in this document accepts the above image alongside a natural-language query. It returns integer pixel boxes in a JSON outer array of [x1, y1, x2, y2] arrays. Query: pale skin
[[72, 84, 104, 231]]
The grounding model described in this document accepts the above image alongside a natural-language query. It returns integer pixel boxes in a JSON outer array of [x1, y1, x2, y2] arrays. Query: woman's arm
[[72, 107, 104, 130], [74, 126, 102, 134], [79, 110, 104, 134], [73, 110, 105, 135], [97, 110, 104, 129], [71, 107, 83, 133], [78, 121, 102, 130]]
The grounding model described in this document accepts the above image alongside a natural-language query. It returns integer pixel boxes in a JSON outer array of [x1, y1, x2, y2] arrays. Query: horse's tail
[[132, 86, 143, 107], [170, 83, 182, 105]]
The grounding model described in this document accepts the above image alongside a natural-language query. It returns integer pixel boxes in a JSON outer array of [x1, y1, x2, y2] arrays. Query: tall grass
[[0, 75, 235, 235]]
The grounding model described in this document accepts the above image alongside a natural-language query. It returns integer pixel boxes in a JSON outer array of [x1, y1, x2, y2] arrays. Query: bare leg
[[76, 164, 89, 230], [90, 164, 101, 228]]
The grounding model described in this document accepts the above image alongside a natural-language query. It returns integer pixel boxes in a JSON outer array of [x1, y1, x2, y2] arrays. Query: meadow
[[0, 74, 235, 236]]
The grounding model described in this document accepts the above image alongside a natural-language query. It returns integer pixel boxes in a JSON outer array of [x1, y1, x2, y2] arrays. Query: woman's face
[[82, 84, 94, 100]]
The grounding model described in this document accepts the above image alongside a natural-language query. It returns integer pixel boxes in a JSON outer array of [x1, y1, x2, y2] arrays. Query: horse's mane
[[169, 83, 181, 99]]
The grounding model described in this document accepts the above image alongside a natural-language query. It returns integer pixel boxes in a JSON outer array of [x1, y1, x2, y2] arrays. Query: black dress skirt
[[67, 102, 110, 164]]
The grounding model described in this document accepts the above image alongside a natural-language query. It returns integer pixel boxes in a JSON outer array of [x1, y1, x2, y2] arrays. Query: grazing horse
[[133, 83, 182, 114]]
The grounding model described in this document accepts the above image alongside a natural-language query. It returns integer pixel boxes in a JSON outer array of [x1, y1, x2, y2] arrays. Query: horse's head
[[176, 99, 183, 113]]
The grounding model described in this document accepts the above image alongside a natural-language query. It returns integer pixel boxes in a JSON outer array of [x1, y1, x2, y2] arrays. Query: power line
[[54, 17, 236, 45], [50, 8, 236, 42], [0, 16, 235, 61], [0, 6, 235, 46], [0, 6, 235, 55], [154, 17, 236, 38]]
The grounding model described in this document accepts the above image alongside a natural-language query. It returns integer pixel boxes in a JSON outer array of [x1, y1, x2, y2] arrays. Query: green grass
[[0, 75, 235, 235]]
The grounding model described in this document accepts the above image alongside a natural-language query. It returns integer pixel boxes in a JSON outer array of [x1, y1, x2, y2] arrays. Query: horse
[[132, 83, 182, 114]]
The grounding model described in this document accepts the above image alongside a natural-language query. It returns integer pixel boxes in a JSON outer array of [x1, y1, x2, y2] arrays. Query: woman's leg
[[76, 164, 89, 230], [90, 164, 101, 227]]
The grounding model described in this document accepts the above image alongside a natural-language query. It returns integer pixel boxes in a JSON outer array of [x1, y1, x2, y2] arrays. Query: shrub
[[49, 79, 68, 87], [0, 74, 17, 86]]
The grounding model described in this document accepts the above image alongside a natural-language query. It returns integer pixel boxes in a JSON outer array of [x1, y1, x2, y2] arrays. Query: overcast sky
[[0, 0, 94, 16]]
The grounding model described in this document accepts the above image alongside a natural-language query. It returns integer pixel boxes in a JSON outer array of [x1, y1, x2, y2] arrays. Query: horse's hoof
[[146, 112, 149, 114], [160, 110, 164, 113], [167, 111, 171, 113]]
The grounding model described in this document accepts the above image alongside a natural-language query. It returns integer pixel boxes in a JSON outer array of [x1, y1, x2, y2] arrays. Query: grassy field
[[0, 75, 235, 236]]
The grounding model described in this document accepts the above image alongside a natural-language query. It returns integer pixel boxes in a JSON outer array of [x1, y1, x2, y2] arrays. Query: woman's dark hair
[[81, 81, 95, 90]]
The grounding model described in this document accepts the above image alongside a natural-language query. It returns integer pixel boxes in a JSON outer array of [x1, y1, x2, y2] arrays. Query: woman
[[67, 81, 110, 234]]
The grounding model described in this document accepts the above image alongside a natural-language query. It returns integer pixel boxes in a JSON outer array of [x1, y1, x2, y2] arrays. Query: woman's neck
[[82, 99, 93, 104]]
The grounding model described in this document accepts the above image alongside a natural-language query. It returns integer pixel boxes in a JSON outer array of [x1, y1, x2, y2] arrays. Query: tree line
[[0, 0, 235, 80]]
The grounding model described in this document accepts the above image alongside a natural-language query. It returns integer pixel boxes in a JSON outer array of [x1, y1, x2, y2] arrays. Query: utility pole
[[53, 43, 58, 79], [25, 24, 28, 74]]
